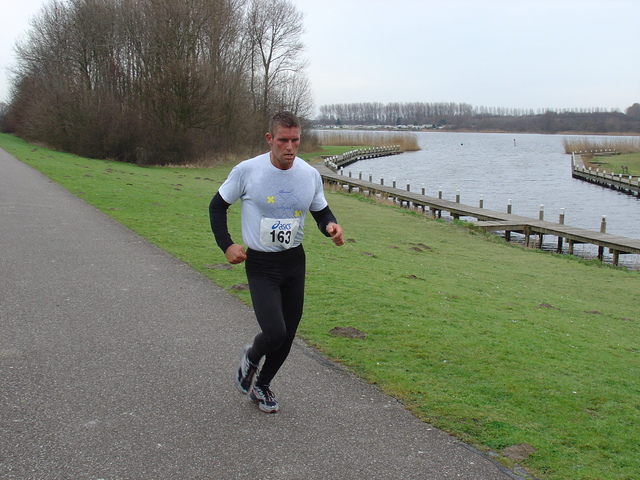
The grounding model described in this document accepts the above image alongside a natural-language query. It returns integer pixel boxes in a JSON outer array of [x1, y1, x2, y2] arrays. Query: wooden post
[[598, 215, 606, 260], [452, 191, 460, 220], [538, 205, 544, 248], [479, 195, 484, 209], [505, 199, 512, 242], [557, 208, 565, 253]]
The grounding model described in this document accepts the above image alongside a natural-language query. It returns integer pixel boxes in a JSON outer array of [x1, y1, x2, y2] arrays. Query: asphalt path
[[1, 147, 523, 479]]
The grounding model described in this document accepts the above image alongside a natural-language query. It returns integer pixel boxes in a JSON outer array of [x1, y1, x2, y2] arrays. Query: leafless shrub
[[315, 130, 420, 152], [562, 137, 640, 154], [6, 0, 312, 165], [0, 102, 9, 132]]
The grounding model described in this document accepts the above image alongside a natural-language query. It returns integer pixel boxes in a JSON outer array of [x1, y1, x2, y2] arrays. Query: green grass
[[3, 132, 640, 480], [584, 152, 640, 176]]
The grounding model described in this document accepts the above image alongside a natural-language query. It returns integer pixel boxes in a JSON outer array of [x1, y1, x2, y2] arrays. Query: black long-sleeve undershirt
[[209, 192, 234, 253], [310, 205, 338, 237]]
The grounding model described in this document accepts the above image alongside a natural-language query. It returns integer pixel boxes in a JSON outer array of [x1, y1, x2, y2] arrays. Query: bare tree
[[0, 102, 9, 132], [271, 73, 313, 119], [245, 0, 308, 124], [7, 0, 313, 164], [10, 1, 75, 147]]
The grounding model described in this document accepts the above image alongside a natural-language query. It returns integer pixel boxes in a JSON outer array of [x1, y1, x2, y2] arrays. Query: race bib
[[260, 217, 300, 249]]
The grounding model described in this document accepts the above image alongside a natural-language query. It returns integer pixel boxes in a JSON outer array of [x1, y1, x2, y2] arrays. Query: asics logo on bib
[[271, 220, 294, 230]]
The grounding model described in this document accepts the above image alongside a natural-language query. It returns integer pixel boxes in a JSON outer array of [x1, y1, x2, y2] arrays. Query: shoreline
[[312, 126, 640, 137]]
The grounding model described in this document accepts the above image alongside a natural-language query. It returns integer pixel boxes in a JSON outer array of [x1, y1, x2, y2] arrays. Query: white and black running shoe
[[250, 384, 279, 413], [235, 344, 259, 394]]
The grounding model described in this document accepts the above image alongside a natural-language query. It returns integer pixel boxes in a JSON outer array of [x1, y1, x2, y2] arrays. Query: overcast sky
[[2, 0, 638, 116]]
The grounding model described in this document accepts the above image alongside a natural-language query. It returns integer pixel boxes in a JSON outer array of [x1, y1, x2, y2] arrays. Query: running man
[[209, 112, 344, 413]]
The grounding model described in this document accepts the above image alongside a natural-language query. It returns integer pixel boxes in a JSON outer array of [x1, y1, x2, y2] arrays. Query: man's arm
[[209, 192, 247, 264], [311, 206, 344, 246]]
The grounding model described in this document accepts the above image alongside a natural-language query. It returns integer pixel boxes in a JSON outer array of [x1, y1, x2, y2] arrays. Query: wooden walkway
[[315, 164, 640, 266], [571, 152, 640, 196], [323, 145, 401, 170]]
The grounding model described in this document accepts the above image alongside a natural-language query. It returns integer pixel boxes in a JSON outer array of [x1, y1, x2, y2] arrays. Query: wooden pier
[[323, 146, 401, 171], [315, 163, 640, 267], [571, 152, 640, 196]]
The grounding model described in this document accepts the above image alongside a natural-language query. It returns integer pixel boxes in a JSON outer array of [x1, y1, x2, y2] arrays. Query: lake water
[[323, 131, 640, 268]]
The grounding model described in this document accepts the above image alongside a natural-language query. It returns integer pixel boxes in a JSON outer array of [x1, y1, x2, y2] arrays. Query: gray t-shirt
[[218, 153, 328, 252]]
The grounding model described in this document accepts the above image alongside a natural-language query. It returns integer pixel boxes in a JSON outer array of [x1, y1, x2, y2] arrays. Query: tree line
[[317, 102, 640, 134], [2, 0, 313, 165]]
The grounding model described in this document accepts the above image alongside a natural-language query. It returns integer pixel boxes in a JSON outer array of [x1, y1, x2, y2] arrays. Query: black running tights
[[244, 245, 306, 386]]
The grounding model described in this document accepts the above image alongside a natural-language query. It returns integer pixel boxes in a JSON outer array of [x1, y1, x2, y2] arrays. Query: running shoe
[[235, 344, 259, 394], [250, 384, 279, 413]]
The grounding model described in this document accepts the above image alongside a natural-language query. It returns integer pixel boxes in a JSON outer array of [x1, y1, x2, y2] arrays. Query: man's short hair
[[269, 112, 301, 135]]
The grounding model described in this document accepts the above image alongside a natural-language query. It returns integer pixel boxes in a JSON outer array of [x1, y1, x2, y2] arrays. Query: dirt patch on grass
[[329, 326, 367, 340]]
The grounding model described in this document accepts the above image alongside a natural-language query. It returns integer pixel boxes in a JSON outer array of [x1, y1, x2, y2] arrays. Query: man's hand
[[225, 243, 247, 264], [326, 222, 344, 246]]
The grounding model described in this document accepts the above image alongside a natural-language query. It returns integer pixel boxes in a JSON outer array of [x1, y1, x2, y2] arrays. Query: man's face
[[266, 125, 300, 170]]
